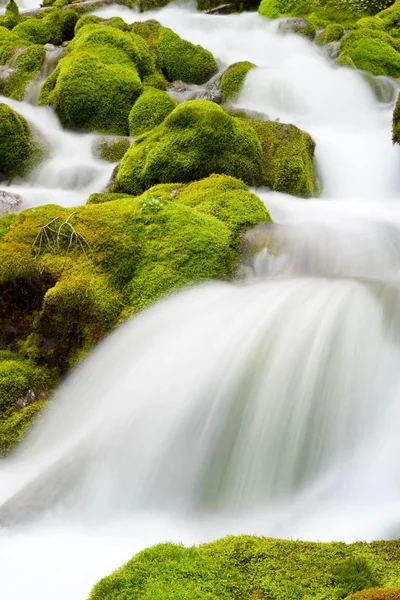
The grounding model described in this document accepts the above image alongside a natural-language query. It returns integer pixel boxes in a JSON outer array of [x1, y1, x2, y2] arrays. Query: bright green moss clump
[[92, 136, 131, 162], [0, 0, 24, 30], [0, 175, 268, 368], [128, 87, 177, 136], [2, 44, 45, 100], [39, 23, 162, 134], [0, 103, 45, 180], [316, 22, 344, 44], [246, 119, 318, 198], [392, 93, 400, 143], [219, 61, 256, 101], [0, 350, 53, 455], [338, 29, 400, 76], [157, 27, 217, 84], [114, 100, 262, 195], [12, 8, 78, 46], [88, 535, 400, 600], [346, 589, 400, 599]]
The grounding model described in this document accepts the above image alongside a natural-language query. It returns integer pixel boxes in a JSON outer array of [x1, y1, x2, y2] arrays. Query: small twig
[[32, 213, 92, 270]]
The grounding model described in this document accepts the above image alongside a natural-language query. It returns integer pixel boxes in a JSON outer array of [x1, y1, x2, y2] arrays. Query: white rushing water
[[2, 3, 400, 598]]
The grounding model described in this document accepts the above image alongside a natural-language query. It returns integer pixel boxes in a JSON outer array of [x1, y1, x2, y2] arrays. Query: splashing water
[[2, 4, 400, 599]]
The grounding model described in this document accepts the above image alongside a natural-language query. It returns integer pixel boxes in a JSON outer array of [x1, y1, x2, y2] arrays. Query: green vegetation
[[88, 535, 400, 600], [92, 137, 131, 162], [128, 87, 177, 136], [245, 119, 319, 198], [114, 100, 263, 195], [219, 61, 256, 101], [0, 349, 53, 455], [392, 92, 400, 143], [338, 29, 400, 76], [2, 44, 45, 100], [0, 174, 268, 370], [0, 0, 24, 30], [0, 103, 46, 180], [347, 590, 400, 599], [12, 8, 78, 45], [39, 24, 159, 134], [157, 26, 217, 84], [316, 22, 344, 43]]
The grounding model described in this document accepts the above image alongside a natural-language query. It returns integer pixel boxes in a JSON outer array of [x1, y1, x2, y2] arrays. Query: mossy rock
[[39, 23, 164, 134], [356, 15, 385, 28], [278, 16, 317, 38], [316, 22, 344, 44], [246, 119, 319, 198], [345, 589, 400, 600], [92, 136, 131, 162], [0, 103, 46, 181], [113, 100, 263, 195], [88, 535, 400, 600], [0, 0, 25, 30], [2, 44, 45, 100], [0, 349, 53, 455], [128, 86, 177, 136], [0, 175, 268, 368], [338, 29, 400, 76], [12, 8, 78, 46], [392, 92, 400, 143], [219, 61, 256, 101], [157, 26, 217, 85]]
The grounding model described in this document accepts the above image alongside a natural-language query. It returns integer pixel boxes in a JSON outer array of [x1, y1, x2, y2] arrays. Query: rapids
[[1, 3, 400, 598]]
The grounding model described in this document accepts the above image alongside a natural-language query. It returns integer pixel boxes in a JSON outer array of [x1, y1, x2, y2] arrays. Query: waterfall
[[1, 3, 400, 598]]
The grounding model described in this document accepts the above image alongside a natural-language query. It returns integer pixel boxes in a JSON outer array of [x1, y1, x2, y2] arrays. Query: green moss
[[392, 92, 400, 143], [338, 29, 400, 75], [86, 192, 132, 204], [316, 22, 344, 44], [172, 174, 271, 245], [88, 535, 400, 600], [0, 103, 45, 180], [157, 27, 217, 85], [336, 53, 356, 67], [2, 44, 45, 100], [219, 61, 256, 102], [128, 86, 177, 136], [0, 0, 24, 30], [12, 8, 78, 46], [246, 119, 318, 198], [39, 24, 161, 134], [92, 136, 131, 162], [0, 175, 266, 367], [114, 100, 262, 196], [0, 398, 46, 455], [356, 15, 385, 28], [346, 589, 400, 599]]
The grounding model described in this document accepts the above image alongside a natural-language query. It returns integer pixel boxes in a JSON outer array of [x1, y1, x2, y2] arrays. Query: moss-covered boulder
[[316, 22, 344, 44], [245, 119, 318, 197], [0, 103, 45, 181], [157, 27, 217, 84], [0, 350, 53, 455], [92, 136, 131, 162], [392, 93, 400, 143], [219, 61, 256, 101], [0, 175, 269, 368], [128, 86, 177, 136], [12, 8, 78, 46], [0, 0, 24, 30], [88, 535, 400, 600], [132, 20, 217, 85], [338, 29, 400, 76], [114, 100, 263, 195], [346, 590, 400, 600], [39, 23, 162, 134], [2, 44, 45, 100], [278, 16, 316, 38]]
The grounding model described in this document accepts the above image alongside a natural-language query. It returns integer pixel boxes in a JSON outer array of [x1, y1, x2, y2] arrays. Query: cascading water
[[1, 3, 400, 598]]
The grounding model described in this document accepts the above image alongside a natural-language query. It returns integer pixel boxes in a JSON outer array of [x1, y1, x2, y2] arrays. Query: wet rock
[[0, 190, 22, 215], [278, 17, 316, 40], [321, 41, 340, 60], [194, 80, 222, 104]]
